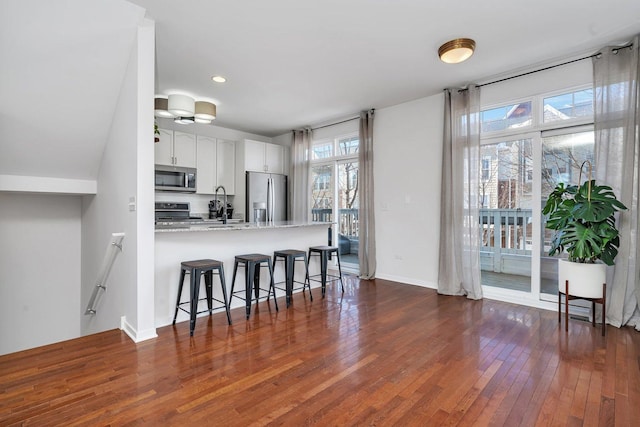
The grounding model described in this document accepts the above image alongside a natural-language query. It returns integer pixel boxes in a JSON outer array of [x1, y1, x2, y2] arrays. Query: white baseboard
[[375, 273, 437, 290], [120, 316, 158, 343]]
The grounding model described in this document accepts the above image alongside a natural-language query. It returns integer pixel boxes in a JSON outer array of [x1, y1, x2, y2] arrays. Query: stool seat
[[308, 246, 344, 298], [235, 254, 271, 262], [181, 259, 223, 269], [173, 258, 231, 336], [231, 253, 278, 319], [274, 249, 312, 307], [274, 249, 306, 257]]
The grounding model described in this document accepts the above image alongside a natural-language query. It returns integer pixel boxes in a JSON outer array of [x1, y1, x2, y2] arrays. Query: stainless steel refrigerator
[[246, 171, 288, 222]]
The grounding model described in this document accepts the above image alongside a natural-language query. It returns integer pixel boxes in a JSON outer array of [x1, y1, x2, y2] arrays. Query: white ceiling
[[1, 1, 639, 181], [132, 0, 640, 137]]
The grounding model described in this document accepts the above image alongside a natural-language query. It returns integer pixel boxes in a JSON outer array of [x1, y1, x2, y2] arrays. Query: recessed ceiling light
[[212, 75, 227, 83]]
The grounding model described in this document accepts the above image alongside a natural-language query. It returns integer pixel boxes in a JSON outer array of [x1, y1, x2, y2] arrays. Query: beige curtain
[[291, 128, 312, 222], [358, 110, 376, 279], [593, 36, 640, 329], [438, 86, 483, 299]]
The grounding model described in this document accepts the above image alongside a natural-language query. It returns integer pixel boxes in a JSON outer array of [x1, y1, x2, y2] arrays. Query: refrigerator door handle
[[270, 178, 275, 222], [267, 177, 274, 222]]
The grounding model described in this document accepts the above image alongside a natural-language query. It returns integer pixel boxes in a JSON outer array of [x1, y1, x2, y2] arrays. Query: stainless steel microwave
[[155, 165, 196, 192]]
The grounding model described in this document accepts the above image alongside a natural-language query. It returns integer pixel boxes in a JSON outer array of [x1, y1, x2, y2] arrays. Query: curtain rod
[[458, 42, 634, 92], [299, 108, 375, 132], [311, 116, 359, 131]]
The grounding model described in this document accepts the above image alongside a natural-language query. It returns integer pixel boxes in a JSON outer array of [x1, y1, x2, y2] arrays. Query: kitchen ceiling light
[[438, 38, 476, 64], [194, 117, 212, 124], [174, 116, 195, 125], [194, 101, 216, 121], [154, 97, 174, 118], [168, 94, 195, 116], [212, 76, 226, 83]]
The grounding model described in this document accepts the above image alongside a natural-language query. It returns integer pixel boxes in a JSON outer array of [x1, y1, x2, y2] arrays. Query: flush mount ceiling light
[[212, 75, 226, 83], [174, 116, 195, 125], [167, 94, 195, 116], [438, 38, 476, 64], [194, 101, 217, 124], [155, 95, 217, 125], [154, 97, 174, 118]]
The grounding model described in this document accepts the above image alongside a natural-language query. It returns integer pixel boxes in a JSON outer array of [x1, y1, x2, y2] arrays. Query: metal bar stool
[[230, 253, 278, 319], [308, 246, 344, 298], [273, 249, 312, 308], [173, 259, 232, 336]]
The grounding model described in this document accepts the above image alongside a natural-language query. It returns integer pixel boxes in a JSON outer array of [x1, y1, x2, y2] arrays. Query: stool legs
[[219, 266, 232, 325], [189, 268, 201, 336], [173, 268, 187, 325], [174, 261, 232, 336], [320, 251, 328, 298], [335, 252, 345, 293], [308, 247, 344, 298], [285, 256, 294, 307]]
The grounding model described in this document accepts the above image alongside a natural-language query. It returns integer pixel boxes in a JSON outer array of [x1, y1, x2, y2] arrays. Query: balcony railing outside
[[312, 208, 359, 261], [480, 208, 533, 279]]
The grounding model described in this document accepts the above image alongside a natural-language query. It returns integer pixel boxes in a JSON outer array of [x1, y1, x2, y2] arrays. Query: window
[[543, 89, 593, 123], [481, 101, 532, 133], [482, 156, 491, 181], [480, 85, 594, 300], [310, 133, 360, 269], [312, 141, 333, 160]]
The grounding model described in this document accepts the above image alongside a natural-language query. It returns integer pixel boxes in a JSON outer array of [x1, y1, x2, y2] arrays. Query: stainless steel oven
[[154, 165, 196, 192]]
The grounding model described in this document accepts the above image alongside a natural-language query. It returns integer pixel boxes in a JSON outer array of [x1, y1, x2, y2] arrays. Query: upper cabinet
[[239, 139, 285, 174], [155, 129, 196, 168], [216, 139, 236, 194], [196, 136, 235, 195]]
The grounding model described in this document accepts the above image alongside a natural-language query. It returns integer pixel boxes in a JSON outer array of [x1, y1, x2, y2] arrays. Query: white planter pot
[[558, 259, 606, 299]]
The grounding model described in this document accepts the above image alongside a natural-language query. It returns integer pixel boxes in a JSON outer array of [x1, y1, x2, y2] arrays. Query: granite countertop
[[155, 221, 333, 233]]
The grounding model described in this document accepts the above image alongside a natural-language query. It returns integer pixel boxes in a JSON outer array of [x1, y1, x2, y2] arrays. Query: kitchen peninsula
[[155, 221, 332, 327]]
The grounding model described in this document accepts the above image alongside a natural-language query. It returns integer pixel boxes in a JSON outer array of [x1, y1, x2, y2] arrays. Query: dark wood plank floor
[[1, 277, 639, 426]]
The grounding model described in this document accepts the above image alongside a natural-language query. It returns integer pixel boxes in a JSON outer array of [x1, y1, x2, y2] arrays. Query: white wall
[[81, 19, 156, 342], [374, 94, 444, 287], [0, 193, 82, 355]]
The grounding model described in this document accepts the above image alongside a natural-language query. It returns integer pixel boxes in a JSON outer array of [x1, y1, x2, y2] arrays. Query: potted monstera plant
[[542, 161, 627, 298]]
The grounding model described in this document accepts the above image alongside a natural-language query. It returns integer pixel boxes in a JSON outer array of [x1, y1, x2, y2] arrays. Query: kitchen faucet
[[215, 185, 227, 224]]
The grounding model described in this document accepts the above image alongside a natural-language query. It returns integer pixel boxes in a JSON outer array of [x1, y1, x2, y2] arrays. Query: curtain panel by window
[[291, 128, 312, 222], [359, 109, 376, 279], [438, 86, 483, 300], [593, 35, 640, 329]]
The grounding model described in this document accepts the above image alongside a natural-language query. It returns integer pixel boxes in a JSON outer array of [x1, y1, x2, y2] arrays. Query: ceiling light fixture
[[438, 38, 476, 64], [174, 116, 195, 125], [194, 101, 216, 122], [212, 76, 226, 83], [154, 97, 174, 118], [155, 96, 218, 125], [167, 94, 195, 116]]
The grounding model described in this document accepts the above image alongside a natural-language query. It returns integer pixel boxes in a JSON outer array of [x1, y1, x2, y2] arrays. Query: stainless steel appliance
[[155, 165, 196, 192], [246, 171, 287, 222], [155, 202, 202, 227]]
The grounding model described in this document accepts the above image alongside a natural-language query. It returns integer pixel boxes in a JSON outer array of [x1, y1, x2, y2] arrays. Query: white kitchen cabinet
[[196, 136, 235, 195], [173, 131, 197, 168], [154, 129, 174, 166], [154, 129, 196, 168], [240, 139, 284, 174], [196, 135, 217, 194], [216, 139, 235, 194], [264, 142, 284, 174]]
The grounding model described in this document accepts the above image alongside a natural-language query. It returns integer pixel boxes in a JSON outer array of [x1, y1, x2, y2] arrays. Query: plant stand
[[558, 280, 606, 336]]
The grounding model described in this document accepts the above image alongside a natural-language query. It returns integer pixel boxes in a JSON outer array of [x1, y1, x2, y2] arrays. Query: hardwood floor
[[1, 277, 639, 426]]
